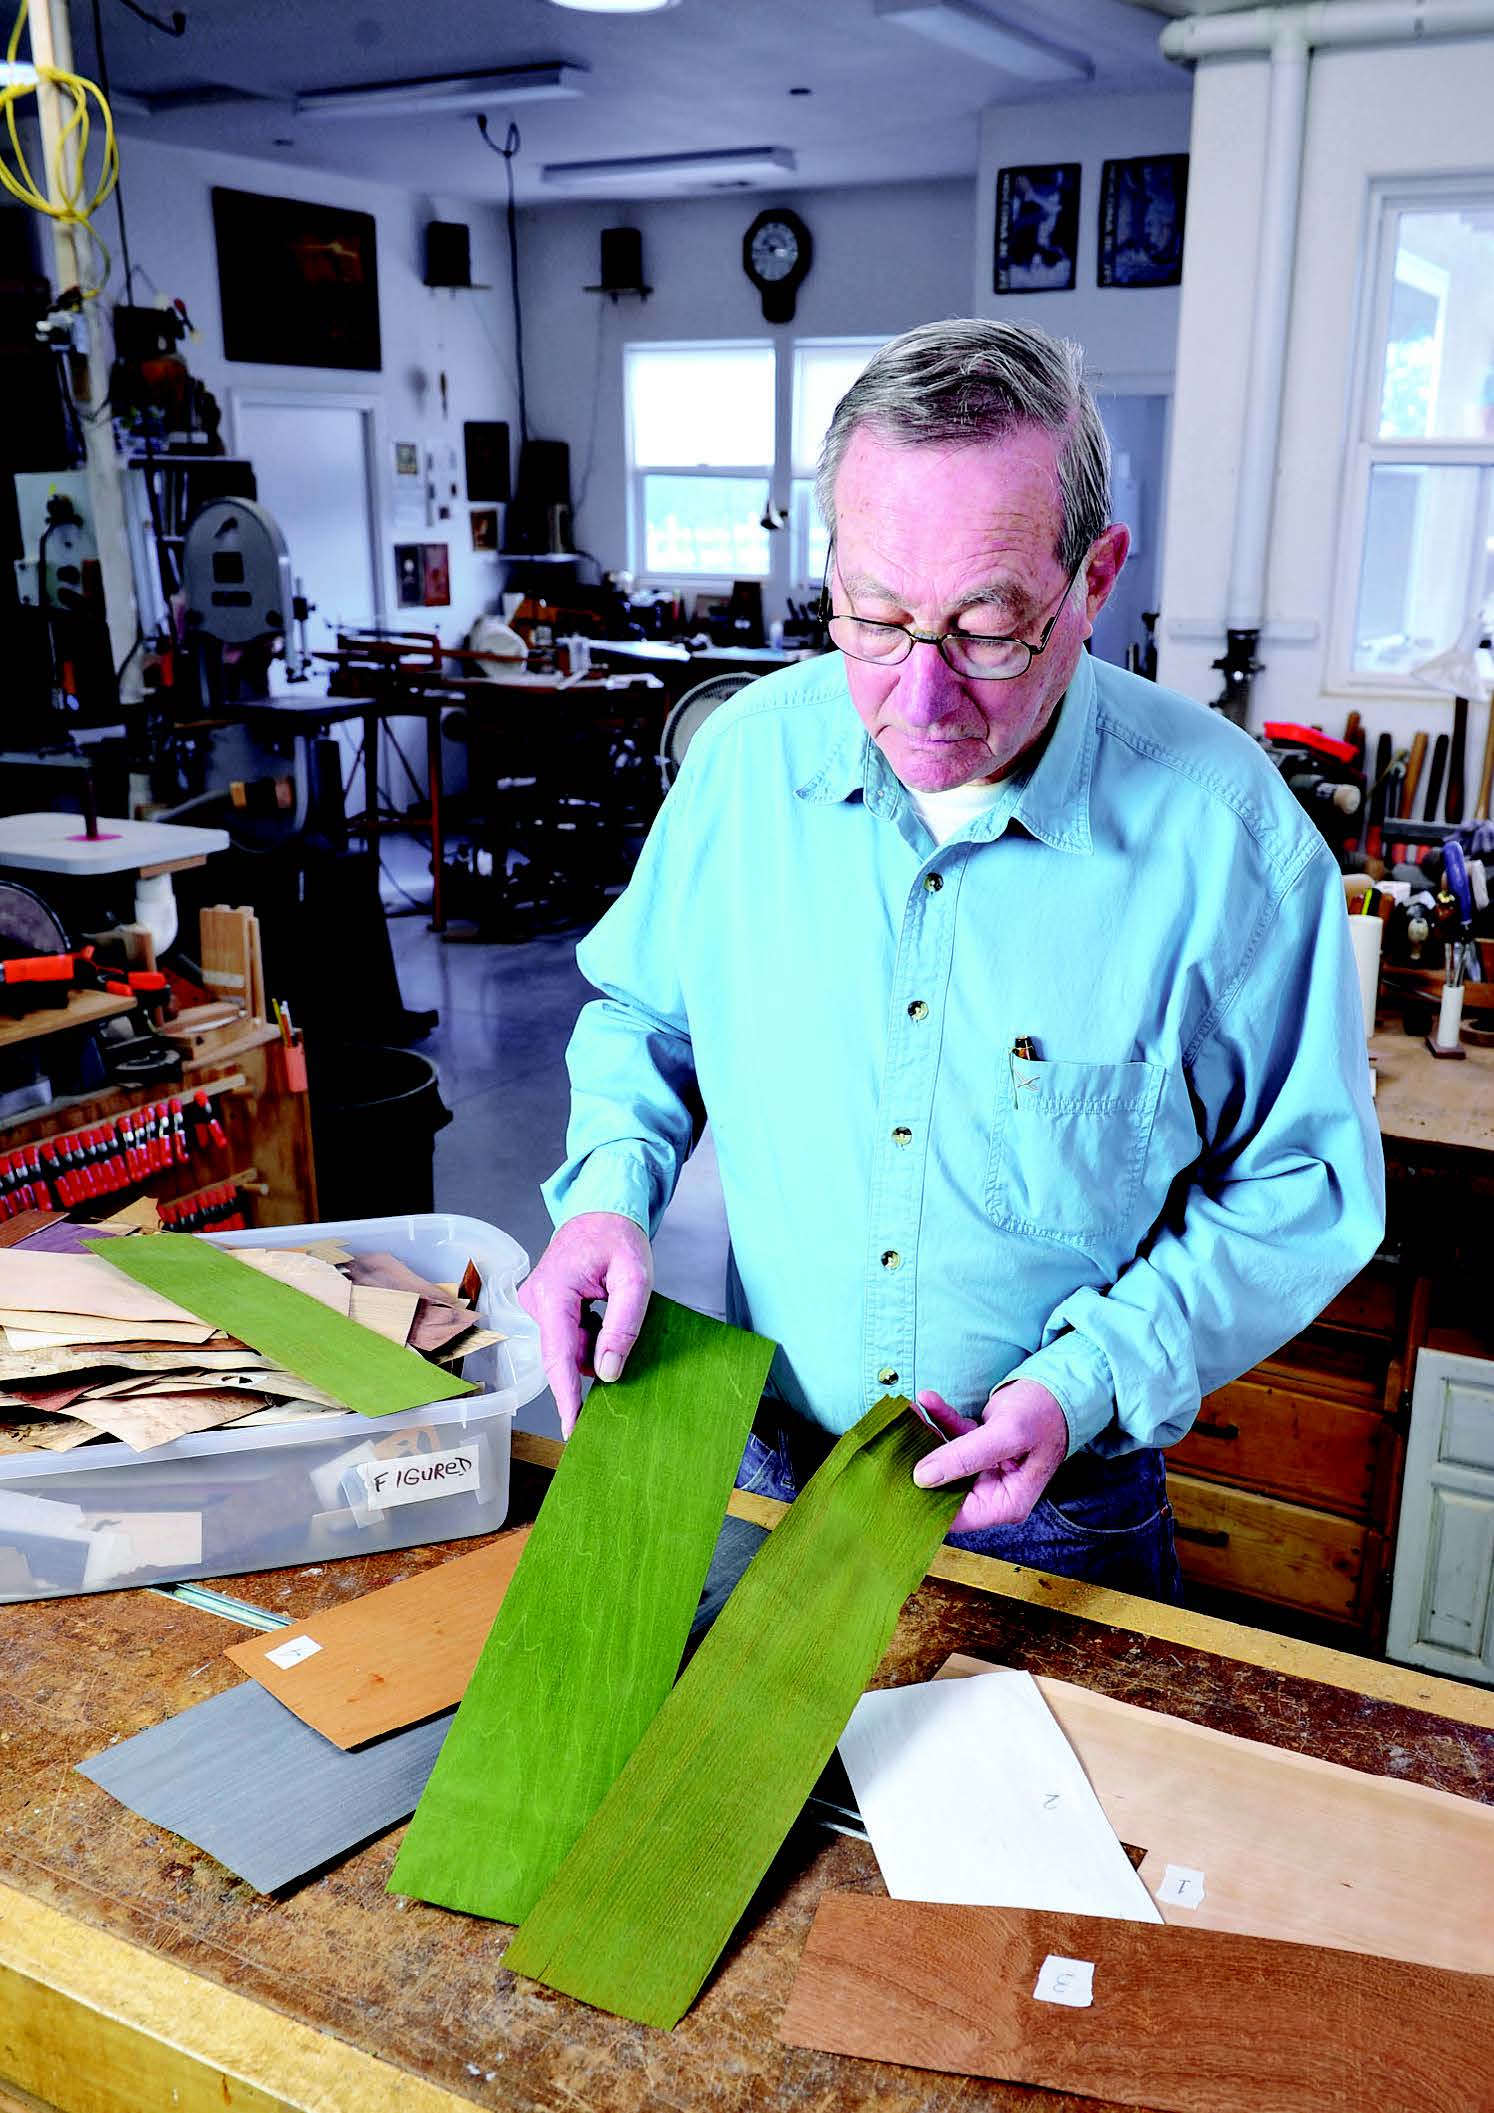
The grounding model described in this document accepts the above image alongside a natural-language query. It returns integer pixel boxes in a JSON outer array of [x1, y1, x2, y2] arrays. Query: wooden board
[[226, 1528, 531, 1747], [938, 1652, 1494, 1976], [778, 1893, 1494, 2113], [0, 990, 134, 1053]]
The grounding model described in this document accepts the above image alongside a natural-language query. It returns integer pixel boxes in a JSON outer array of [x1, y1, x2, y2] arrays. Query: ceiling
[[72, 0, 1195, 207]]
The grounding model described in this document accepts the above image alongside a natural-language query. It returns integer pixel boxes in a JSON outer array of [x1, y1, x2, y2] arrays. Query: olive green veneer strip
[[503, 1395, 964, 2029], [83, 1234, 473, 1417], [387, 1294, 773, 1922]]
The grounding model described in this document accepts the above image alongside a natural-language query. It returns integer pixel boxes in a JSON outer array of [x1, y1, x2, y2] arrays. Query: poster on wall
[[470, 508, 499, 552], [421, 543, 451, 607], [394, 544, 424, 608], [994, 164, 1080, 294], [393, 441, 424, 533], [1097, 155, 1189, 288], [212, 188, 381, 370]]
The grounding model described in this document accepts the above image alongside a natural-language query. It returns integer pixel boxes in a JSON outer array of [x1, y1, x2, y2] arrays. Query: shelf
[[0, 989, 134, 1053]]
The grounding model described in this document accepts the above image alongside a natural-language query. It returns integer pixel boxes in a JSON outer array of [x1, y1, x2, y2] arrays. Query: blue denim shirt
[[544, 649, 1385, 1456]]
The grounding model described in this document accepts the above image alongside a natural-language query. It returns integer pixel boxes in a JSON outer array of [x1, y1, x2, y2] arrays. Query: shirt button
[[881, 1249, 902, 1270], [877, 1366, 899, 1385], [891, 1126, 912, 1147], [924, 872, 943, 893], [907, 1000, 928, 1021]]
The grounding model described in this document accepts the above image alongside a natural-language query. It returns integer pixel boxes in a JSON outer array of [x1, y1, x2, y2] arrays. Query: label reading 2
[[355, 1450, 480, 1509]]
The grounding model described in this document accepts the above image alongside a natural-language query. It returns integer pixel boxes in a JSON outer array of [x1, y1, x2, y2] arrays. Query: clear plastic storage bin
[[0, 1214, 543, 1602]]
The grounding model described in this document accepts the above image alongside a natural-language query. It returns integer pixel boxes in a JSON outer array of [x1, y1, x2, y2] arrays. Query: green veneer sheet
[[503, 1395, 964, 2029], [387, 1293, 774, 1922], [84, 1234, 473, 1416]]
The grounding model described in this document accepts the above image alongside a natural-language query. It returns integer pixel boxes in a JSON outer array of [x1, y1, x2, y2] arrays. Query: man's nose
[[894, 638, 966, 727]]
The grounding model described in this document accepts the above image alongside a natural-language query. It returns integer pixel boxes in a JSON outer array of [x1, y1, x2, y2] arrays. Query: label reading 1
[[1158, 1863, 1206, 1908], [1033, 1955, 1094, 2008], [355, 1450, 480, 1510], [266, 1634, 322, 1671]]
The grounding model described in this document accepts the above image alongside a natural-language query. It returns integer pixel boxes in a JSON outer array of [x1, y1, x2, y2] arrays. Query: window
[[625, 343, 775, 579], [1340, 185, 1494, 688], [790, 340, 885, 581], [623, 336, 883, 591]]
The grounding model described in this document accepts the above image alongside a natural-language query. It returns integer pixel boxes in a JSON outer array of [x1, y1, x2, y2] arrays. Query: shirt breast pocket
[[985, 1057, 1165, 1262]]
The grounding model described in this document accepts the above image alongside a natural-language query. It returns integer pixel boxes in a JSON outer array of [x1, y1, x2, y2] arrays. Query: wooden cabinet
[[1167, 1263, 1426, 1640]]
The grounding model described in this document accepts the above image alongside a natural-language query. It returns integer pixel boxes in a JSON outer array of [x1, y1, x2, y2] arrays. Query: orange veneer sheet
[[226, 1528, 531, 1748]]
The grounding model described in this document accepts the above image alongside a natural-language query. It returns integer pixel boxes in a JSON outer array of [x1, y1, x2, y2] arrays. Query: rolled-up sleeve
[[1004, 842, 1387, 1457], [541, 774, 702, 1240]]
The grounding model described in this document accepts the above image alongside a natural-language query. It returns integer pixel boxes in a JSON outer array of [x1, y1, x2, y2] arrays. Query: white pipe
[[1161, 1, 1494, 62], [1226, 24, 1309, 632]]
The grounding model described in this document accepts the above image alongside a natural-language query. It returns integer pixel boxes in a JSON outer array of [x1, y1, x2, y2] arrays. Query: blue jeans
[[691, 1410, 1182, 1639]]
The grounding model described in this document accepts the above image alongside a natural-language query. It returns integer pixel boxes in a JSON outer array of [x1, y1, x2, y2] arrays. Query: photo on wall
[[1098, 155, 1190, 288], [994, 164, 1080, 295]]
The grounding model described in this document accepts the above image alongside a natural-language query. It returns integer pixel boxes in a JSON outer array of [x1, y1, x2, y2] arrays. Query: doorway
[[229, 391, 381, 653], [1091, 392, 1170, 673]]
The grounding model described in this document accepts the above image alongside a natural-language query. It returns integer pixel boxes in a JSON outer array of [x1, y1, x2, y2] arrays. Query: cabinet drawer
[[1169, 1475, 1367, 1621], [1170, 1380, 1384, 1517], [1255, 1327, 1388, 1411], [1319, 1265, 1399, 1338]]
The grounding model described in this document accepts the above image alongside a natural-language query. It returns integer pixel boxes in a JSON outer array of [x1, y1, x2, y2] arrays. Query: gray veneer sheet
[[77, 1681, 453, 1892]]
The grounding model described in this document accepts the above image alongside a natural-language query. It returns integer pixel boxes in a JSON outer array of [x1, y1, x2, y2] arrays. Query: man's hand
[[516, 1212, 653, 1439], [911, 1379, 1069, 1533]]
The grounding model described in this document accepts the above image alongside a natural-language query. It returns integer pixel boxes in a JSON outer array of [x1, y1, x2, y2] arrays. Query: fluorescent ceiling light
[[874, 0, 1092, 83], [541, 146, 796, 193], [296, 63, 587, 121], [546, 0, 679, 11]]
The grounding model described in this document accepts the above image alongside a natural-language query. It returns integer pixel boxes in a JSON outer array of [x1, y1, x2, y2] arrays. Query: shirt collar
[[796, 649, 1097, 855]]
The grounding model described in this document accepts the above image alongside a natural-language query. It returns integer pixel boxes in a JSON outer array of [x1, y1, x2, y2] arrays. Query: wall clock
[[743, 208, 812, 323]]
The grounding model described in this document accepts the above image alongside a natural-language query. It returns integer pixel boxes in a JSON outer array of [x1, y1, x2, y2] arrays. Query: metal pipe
[[1161, 0, 1494, 62]]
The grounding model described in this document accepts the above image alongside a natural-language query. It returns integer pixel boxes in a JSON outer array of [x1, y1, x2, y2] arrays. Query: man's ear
[[1081, 523, 1131, 633]]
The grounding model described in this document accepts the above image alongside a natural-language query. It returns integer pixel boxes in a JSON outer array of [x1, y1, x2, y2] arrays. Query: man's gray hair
[[815, 319, 1111, 575]]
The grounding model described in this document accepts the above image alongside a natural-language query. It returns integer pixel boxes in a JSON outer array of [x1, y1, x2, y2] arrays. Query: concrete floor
[[384, 851, 729, 1438]]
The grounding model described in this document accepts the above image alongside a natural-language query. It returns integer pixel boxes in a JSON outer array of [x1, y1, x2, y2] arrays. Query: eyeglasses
[[822, 547, 1084, 682]]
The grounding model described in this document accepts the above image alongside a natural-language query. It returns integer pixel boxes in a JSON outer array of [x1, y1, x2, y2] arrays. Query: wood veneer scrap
[[388, 1297, 772, 1923], [778, 1893, 1494, 2113], [226, 1527, 532, 1747], [502, 1396, 965, 2030]]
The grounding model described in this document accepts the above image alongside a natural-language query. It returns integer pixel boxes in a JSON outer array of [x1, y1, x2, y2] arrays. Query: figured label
[[354, 1449, 480, 1509], [1032, 1955, 1094, 2007], [265, 1634, 322, 1670]]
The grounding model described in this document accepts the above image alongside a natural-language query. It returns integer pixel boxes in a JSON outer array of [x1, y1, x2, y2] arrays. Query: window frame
[[1329, 175, 1494, 697], [623, 339, 777, 587]]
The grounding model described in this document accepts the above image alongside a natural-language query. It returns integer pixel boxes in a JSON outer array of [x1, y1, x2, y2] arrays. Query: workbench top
[[2, 1448, 1490, 2113], [1371, 1028, 1494, 1161]]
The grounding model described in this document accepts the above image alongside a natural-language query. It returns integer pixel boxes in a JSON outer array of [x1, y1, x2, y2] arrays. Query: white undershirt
[[906, 776, 1009, 847]]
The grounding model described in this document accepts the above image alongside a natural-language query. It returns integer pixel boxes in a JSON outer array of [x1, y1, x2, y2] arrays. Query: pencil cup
[[1347, 916, 1382, 1040]]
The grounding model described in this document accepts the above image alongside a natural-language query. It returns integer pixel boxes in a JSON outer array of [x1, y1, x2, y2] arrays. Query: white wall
[[974, 89, 1192, 389], [514, 179, 976, 603], [1158, 35, 1494, 775], [108, 134, 516, 641]]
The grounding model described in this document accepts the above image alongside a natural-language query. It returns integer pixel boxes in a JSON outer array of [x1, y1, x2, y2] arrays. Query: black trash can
[[309, 1044, 453, 1220]]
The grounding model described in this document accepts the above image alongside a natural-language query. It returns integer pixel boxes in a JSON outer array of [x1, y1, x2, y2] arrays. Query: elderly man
[[519, 318, 1383, 1598]]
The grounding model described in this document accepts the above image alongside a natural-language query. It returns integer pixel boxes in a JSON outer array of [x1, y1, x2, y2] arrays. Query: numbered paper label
[[355, 1450, 481, 1509], [266, 1635, 322, 1671], [1033, 1955, 1094, 2007], [1158, 1863, 1206, 1908]]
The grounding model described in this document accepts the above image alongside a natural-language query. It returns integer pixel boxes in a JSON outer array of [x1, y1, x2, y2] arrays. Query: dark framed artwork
[[994, 164, 1080, 295], [394, 544, 424, 608], [463, 420, 511, 503], [212, 187, 382, 370], [1098, 155, 1189, 288], [470, 508, 499, 553]]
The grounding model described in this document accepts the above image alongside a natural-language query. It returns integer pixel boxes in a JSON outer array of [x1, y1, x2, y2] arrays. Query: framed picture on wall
[[470, 508, 499, 553], [212, 188, 382, 370], [1098, 155, 1190, 288], [394, 544, 424, 608], [994, 164, 1080, 294]]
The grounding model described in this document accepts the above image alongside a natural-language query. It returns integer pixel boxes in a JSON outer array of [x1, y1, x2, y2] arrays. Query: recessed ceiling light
[[296, 63, 587, 120], [541, 145, 795, 193], [545, 0, 680, 13], [875, 0, 1091, 84]]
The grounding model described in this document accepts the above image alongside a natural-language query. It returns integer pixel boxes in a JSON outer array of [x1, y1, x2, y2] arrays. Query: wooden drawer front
[[1319, 1265, 1399, 1338], [1169, 1381, 1383, 1518], [1169, 1475, 1367, 1621], [1256, 1327, 1388, 1411]]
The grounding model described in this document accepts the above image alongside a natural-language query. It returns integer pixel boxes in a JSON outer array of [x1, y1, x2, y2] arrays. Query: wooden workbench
[[1, 1435, 1490, 2113], [1370, 1028, 1494, 1163]]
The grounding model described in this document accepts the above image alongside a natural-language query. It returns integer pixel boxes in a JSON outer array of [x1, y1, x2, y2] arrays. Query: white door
[[1387, 1347, 1494, 1685], [231, 394, 379, 653], [1090, 392, 1170, 672]]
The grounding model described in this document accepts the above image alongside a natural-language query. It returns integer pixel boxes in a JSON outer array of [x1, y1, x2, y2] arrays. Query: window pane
[[792, 341, 883, 474], [792, 476, 830, 584], [1352, 463, 1494, 675], [642, 474, 771, 577], [1378, 209, 1494, 440], [628, 345, 775, 467]]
